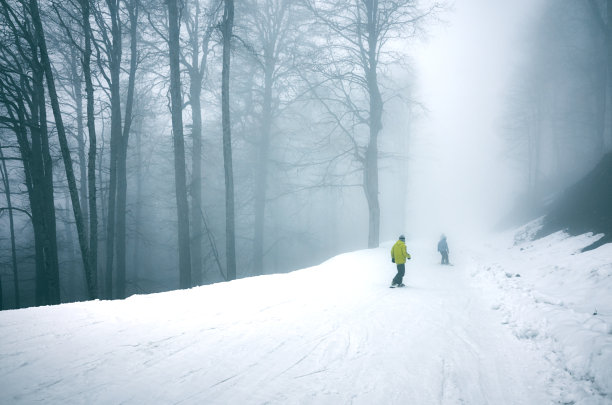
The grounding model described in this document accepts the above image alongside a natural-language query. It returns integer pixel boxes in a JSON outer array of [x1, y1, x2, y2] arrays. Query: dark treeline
[[0, 0, 440, 309], [503, 0, 612, 221]]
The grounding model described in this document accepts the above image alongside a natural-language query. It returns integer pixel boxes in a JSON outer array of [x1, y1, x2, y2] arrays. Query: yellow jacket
[[391, 240, 410, 264]]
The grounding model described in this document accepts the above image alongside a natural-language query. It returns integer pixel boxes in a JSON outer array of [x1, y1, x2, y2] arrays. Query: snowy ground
[[1, 225, 611, 404]]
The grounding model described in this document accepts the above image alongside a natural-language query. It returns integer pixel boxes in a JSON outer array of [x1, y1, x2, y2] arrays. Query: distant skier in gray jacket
[[438, 234, 449, 265]]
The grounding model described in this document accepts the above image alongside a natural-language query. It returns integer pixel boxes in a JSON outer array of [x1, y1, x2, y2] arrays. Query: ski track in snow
[[0, 234, 610, 404]]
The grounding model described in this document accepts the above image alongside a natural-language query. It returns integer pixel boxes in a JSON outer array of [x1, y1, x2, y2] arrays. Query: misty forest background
[[0, 0, 611, 310]]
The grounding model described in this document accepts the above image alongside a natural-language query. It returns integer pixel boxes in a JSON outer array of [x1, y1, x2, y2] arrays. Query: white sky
[[407, 0, 546, 240]]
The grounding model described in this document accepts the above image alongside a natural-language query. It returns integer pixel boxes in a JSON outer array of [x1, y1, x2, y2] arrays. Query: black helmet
[[399, 234, 405, 241]]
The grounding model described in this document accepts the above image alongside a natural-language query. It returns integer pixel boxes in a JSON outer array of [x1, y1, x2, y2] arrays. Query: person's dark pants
[[441, 251, 449, 265], [392, 263, 405, 285]]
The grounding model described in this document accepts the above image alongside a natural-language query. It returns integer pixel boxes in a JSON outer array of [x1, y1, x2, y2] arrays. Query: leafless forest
[[1, 0, 610, 309]]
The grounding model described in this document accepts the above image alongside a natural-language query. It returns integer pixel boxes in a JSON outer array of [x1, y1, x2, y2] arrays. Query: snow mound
[[470, 226, 612, 404]]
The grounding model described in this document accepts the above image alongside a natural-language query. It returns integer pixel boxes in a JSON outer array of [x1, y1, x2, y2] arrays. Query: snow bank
[[469, 222, 612, 404], [1, 230, 611, 404]]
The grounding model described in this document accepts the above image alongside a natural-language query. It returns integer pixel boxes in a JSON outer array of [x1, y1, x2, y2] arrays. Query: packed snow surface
[[1, 225, 611, 404]]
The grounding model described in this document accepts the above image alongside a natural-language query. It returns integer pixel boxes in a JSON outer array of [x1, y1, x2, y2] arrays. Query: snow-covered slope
[[1, 229, 611, 404], [470, 224, 612, 404]]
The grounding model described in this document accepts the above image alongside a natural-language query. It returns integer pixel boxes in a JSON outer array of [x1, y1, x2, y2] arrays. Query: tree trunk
[[30, 56, 60, 305], [133, 114, 143, 282], [222, 0, 236, 280], [81, 0, 98, 299], [189, 2, 203, 285], [167, 0, 192, 288], [31, 0, 90, 304], [7, 86, 48, 306], [607, 0, 612, 150], [70, 45, 89, 238], [1, 76, 50, 305], [63, 191, 77, 301], [9, 86, 58, 305], [0, 146, 20, 308], [190, 81, 203, 285], [115, 0, 139, 299], [364, 135, 380, 248], [39, 77, 61, 304], [253, 54, 273, 276], [365, 2, 382, 248], [104, 0, 123, 300]]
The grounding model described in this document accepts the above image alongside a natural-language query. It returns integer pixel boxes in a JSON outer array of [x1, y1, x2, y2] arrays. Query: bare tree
[[1, 0, 61, 304], [30, 0, 93, 303], [115, 0, 139, 299], [241, 0, 312, 275], [181, 0, 220, 285], [0, 0, 92, 304], [167, 0, 192, 288], [81, 0, 99, 299], [50, 0, 99, 299], [304, 0, 439, 248], [222, 0, 236, 280], [92, 0, 140, 299]]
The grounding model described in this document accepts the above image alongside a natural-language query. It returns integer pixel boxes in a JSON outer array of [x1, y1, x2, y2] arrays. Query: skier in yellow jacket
[[390, 234, 411, 288]]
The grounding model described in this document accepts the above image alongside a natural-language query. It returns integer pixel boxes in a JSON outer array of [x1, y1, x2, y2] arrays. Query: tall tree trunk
[[63, 191, 76, 301], [29, 69, 46, 305], [8, 87, 48, 306], [132, 114, 143, 282], [607, 0, 612, 150], [105, 0, 122, 299], [190, 81, 203, 286], [364, 134, 380, 248], [114, 86, 127, 299], [70, 46, 89, 237], [0, 146, 20, 308], [31, 0, 90, 303], [189, 2, 203, 285], [253, 55, 273, 276], [115, 0, 138, 299], [364, 2, 381, 248], [222, 0, 236, 280], [167, 0, 192, 288], [39, 77, 61, 304], [8, 87, 58, 305], [31, 58, 60, 305], [81, 0, 98, 299]]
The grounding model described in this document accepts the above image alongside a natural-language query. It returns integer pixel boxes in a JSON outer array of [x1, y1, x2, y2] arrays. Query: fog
[[407, 0, 547, 242], [1, 0, 609, 308]]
